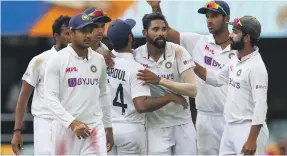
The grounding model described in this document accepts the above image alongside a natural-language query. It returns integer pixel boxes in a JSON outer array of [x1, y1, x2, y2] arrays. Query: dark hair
[[250, 37, 258, 47], [113, 39, 129, 51], [142, 13, 166, 30], [52, 15, 71, 36]]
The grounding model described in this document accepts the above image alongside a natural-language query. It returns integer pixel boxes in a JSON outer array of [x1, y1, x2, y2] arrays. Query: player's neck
[[90, 41, 101, 51], [213, 30, 231, 49], [55, 43, 62, 51], [116, 47, 133, 53], [71, 43, 88, 59], [147, 42, 164, 62], [238, 45, 254, 59]]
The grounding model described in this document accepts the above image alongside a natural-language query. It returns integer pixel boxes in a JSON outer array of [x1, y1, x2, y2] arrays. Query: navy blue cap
[[107, 19, 136, 46], [69, 13, 95, 30], [198, 1, 230, 16], [84, 7, 111, 23]]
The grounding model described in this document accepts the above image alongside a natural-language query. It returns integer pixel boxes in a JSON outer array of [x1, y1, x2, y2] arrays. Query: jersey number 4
[[113, 84, 127, 115]]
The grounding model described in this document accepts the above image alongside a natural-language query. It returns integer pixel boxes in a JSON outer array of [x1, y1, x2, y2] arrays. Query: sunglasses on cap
[[204, 1, 228, 16], [88, 9, 107, 17]]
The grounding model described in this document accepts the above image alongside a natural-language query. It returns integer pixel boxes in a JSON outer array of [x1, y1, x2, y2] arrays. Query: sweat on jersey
[[107, 50, 151, 125], [134, 42, 195, 127], [180, 32, 236, 114], [206, 47, 268, 125], [44, 44, 112, 129], [22, 46, 58, 119]]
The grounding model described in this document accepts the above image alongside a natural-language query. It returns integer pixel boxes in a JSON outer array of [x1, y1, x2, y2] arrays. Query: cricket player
[[11, 15, 71, 155], [193, 16, 269, 155], [106, 18, 188, 155], [147, 0, 235, 154], [135, 13, 197, 155], [44, 13, 113, 155], [84, 7, 111, 53]]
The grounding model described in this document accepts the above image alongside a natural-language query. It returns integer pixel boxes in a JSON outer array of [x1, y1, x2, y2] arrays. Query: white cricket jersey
[[44, 44, 111, 128], [134, 42, 195, 127], [107, 50, 151, 125], [22, 46, 57, 119], [180, 32, 236, 114], [206, 47, 268, 125]]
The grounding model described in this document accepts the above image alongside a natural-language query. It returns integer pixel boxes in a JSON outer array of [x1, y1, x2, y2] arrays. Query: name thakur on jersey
[[107, 67, 127, 82]]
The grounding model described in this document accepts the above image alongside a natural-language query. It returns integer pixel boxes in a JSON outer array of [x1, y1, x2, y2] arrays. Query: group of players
[[11, 0, 269, 155]]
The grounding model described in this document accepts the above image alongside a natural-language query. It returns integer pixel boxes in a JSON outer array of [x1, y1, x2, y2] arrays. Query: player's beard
[[230, 36, 245, 51], [147, 34, 166, 49]]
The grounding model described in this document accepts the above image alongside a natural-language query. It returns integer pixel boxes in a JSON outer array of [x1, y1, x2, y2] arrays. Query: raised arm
[[158, 46, 197, 97], [147, 0, 180, 44], [132, 70, 188, 113], [194, 62, 229, 87]]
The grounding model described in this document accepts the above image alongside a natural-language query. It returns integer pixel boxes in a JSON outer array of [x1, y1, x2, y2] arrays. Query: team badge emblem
[[229, 53, 235, 59], [237, 69, 242, 76], [165, 61, 172, 69], [91, 65, 97, 73]]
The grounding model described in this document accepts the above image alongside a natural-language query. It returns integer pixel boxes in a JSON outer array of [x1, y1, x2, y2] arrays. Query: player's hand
[[241, 139, 257, 155], [169, 94, 188, 109], [147, 0, 161, 8], [70, 120, 91, 140], [11, 131, 23, 155], [137, 69, 161, 85], [97, 47, 115, 68], [105, 128, 114, 152]]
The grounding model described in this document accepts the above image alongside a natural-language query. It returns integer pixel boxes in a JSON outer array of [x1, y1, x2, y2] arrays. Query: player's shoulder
[[180, 32, 204, 40], [28, 48, 54, 67]]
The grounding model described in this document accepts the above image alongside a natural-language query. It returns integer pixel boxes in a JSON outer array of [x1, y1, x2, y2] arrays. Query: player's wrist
[[13, 128, 22, 134], [158, 77, 165, 85]]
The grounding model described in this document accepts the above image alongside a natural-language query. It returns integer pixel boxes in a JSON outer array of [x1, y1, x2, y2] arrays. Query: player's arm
[[147, 0, 180, 44], [44, 57, 76, 129], [131, 71, 187, 113], [194, 61, 229, 87], [241, 68, 268, 155], [11, 57, 39, 155], [98, 56, 113, 152], [159, 46, 197, 97]]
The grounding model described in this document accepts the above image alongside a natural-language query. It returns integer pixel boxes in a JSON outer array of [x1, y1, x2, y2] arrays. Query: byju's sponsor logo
[[68, 78, 99, 87], [204, 56, 223, 69]]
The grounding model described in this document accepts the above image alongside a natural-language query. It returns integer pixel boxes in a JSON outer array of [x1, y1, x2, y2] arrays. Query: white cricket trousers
[[220, 121, 269, 155], [147, 122, 197, 155], [196, 111, 226, 155], [108, 122, 146, 155], [51, 120, 107, 155], [33, 117, 53, 155]]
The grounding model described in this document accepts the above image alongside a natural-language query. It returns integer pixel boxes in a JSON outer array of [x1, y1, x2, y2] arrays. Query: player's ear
[[53, 33, 60, 41], [142, 29, 147, 38], [224, 15, 230, 23], [244, 34, 250, 43]]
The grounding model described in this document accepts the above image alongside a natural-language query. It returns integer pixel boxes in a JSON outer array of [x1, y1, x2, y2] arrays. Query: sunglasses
[[233, 18, 243, 27], [204, 1, 228, 16], [88, 9, 107, 17]]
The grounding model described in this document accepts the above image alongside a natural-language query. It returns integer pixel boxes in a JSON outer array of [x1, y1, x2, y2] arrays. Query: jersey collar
[[237, 46, 259, 63], [207, 34, 232, 54], [140, 43, 173, 60], [112, 50, 133, 58], [67, 44, 93, 61]]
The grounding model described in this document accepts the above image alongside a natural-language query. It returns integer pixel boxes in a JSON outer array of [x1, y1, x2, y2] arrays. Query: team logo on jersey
[[237, 69, 242, 76], [165, 61, 172, 69], [91, 65, 97, 73], [68, 78, 99, 87], [229, 53, 235, 59]]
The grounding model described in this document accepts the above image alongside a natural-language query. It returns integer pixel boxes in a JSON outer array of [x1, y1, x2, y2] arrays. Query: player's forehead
[[149, 20, 166, 28]]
